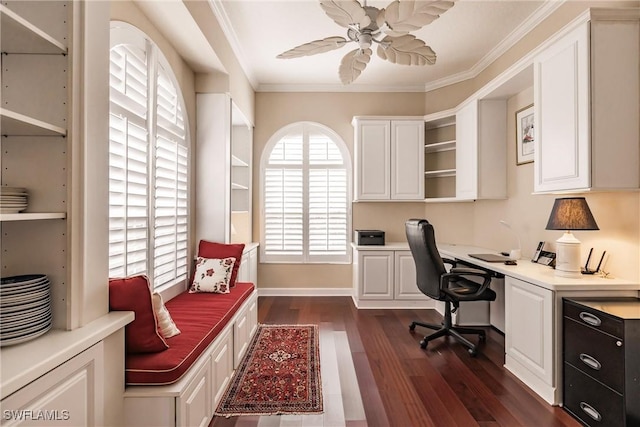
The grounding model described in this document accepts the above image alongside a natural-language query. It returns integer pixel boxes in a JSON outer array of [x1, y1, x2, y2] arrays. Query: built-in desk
[[439, 243, 640, 406]]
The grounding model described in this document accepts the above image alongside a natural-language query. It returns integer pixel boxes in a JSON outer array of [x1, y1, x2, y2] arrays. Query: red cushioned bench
[[123, 282, 258, 427], [125, 282, 255, 385]]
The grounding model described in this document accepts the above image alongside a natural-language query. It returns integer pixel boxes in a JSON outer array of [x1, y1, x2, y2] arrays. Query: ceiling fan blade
[[377, 0, 456, 36], [277, 36, 348, 59], [320, 0, 371, 30], [339, 48, 371, 84], [376, 35, 436, 66]]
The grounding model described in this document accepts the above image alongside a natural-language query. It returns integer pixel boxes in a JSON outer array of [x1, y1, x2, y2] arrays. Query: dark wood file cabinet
[[563, 298, 640, 426]]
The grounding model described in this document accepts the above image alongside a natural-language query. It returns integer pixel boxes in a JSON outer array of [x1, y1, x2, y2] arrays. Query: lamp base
[[554, 232, 582, 278]]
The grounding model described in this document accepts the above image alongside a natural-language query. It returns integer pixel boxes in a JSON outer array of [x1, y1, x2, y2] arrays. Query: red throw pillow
[[197, 240, 245, 287], [109, 275, 169, 353]]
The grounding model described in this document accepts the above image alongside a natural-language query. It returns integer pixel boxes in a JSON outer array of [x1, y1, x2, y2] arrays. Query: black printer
[[354, 230, 385, 245]]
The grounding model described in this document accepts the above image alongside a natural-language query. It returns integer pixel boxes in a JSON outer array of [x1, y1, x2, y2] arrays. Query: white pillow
[[189, 256, 236, 294], [151, 292, 181, 339]]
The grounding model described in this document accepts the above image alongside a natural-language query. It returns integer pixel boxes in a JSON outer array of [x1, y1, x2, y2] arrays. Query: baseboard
[[258, 287, 354, 297]]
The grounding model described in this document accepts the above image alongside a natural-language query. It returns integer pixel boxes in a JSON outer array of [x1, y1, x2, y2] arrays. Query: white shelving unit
[[230, 103, 253, 244], [424, 110, 457, 201], [1, 1, 70, 331]]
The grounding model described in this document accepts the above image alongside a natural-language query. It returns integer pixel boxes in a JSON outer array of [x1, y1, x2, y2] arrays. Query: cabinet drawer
[[564, 300, 623, 338], [564, 363, 624, 427], [564, 318, 624, 392]]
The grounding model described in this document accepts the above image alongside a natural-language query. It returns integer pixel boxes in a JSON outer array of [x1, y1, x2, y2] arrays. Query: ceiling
[[211, 0, 563, 92]]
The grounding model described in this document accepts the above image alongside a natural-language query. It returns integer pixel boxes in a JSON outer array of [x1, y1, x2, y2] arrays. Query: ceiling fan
[[277, 0, 456, 84]]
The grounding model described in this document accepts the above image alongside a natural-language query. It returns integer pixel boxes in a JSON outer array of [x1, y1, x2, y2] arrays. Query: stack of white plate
[[1, 274, 52, 346], [0, 187, 28, 213]]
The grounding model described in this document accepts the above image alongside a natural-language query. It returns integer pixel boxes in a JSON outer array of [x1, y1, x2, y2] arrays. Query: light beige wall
[[473, 88, 640, 281], [184, 1, 255, 125], [254, 92, 425, 288]]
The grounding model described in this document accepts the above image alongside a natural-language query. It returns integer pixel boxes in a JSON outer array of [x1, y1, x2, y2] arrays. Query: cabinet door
[[1, 343, 103, 426], [390, 121, 424, 200], [355, 120, 391, 200], [455, 101, 478, 200], [178, 356, 212, 427], [505, 277, 553, 386], [534, 22, 590, 192], [394, 251, 426, 300], [357, 251, 394, 300]]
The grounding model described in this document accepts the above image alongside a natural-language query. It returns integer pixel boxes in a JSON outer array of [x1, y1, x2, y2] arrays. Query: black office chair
[[405, 219, 496, 356]]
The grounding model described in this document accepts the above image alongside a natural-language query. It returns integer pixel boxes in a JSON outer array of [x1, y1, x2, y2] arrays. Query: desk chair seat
[[406, 219, 496, 356]]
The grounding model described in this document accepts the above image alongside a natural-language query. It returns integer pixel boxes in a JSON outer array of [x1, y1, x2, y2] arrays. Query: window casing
[[261, 122, 351, 263], [108, 23, 189, 290]]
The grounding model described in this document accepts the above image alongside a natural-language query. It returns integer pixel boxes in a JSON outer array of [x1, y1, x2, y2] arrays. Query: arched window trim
[[260, 122, 352, 264], [108, 21, 191, 291]]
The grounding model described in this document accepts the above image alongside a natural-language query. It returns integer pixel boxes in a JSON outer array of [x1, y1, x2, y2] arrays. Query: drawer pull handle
[[579, 312, 602, 327], [579, 353, 601, 370], [580, 402, 602, 422]]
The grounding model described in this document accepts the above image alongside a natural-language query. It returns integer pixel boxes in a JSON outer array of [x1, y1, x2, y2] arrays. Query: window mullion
[[147, 40, 158, 288], [302, 125, 310, 262]]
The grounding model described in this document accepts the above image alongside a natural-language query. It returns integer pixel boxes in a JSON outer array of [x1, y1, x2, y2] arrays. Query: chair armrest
[[442, 257, 457, 267], [441, 269, 492, 299]]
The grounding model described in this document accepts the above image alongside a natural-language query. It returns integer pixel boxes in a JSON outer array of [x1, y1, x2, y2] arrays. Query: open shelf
[[231, 182, 249, 191], [231, 155, 249, 167], [0, 5, 67, 54], [425, 140, 456, 153], [1, 108, 67, 136], [0, 212, 66, 221], [425, 169, 456, 178]]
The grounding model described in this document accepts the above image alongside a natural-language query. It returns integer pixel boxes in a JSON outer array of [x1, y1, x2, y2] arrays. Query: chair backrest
[[405, 219, 447, 300]]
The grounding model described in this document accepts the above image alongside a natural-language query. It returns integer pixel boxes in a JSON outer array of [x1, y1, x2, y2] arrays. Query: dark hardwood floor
[[211, 296, 581, 427]]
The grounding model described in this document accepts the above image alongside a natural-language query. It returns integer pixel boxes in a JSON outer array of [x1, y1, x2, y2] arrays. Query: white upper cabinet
[[353, 117, 424, 201], [534, 11, 640, 193], [455, 99, 507, 201]]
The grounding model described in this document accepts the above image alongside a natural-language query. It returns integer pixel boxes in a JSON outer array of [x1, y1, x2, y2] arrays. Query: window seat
[[123, 282, 258, 426]]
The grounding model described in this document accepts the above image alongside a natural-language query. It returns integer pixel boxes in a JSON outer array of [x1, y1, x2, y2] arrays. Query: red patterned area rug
[[215, 324, 323, 416]]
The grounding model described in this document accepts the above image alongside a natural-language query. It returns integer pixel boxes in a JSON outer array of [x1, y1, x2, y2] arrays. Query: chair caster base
[[479, 332, 486, 342], [468, 347, 478, 357], [409, 323, 416, 332], [420, 340, 427, 349]]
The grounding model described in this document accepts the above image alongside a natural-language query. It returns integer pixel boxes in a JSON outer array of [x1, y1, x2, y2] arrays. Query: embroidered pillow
[[108, 275, 169, 353], [151, 292, 181, 339], [189, 257, 236, 294], [197, 241, 245, 287]]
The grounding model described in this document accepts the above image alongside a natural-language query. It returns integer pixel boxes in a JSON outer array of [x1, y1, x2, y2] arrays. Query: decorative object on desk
[[515, 103, 534, 165], [581, 248, 606, 275], [499, 220, 521, 259], [545, 197, 599, 278]]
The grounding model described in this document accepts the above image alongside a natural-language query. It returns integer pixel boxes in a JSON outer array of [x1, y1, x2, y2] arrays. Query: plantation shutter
[[308, 132, 348, 260], [153, 65, 189, 288], [263, 124, 349, 263], [264, 133, 304, 258], [108, 44, 149, 278]]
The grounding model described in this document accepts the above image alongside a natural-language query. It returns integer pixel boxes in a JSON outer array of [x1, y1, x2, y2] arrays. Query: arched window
[[261, 122, 351, 263], [108, 22, 189, 290]]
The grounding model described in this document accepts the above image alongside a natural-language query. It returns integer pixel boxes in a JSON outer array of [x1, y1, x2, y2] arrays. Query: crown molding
[[207, 0, 258, 89], [256, 83, 428, 93]]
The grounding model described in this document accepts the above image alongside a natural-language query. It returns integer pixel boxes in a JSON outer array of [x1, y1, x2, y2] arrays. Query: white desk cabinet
[[352, 244, 432, 309], [533, 10, 640, 193], [504, 277, 554, 401], [353, 117, 425, 201]]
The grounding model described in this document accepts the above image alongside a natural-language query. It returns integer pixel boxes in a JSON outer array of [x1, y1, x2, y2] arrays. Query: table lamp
[[545, 197, 599, 278]]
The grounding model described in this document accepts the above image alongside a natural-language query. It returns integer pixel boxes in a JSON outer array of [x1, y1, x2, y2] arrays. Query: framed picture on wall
[[515, 104, 534, 165]]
